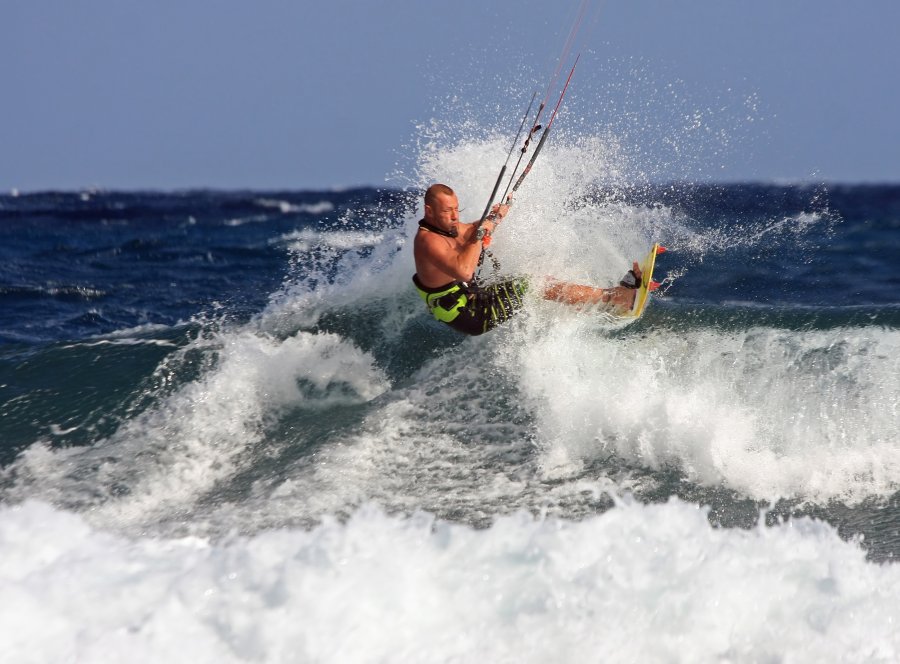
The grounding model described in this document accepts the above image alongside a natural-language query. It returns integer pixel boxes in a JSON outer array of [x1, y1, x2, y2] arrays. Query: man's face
[[428, 193, 460, 232]]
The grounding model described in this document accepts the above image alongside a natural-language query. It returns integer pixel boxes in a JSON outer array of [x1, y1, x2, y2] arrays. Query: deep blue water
[[3, 184, 897, 346], [0, 189, 414, 343]]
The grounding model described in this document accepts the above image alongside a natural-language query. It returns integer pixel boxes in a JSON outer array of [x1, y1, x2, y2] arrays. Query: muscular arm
[[414, 223, 482, 284], [414, 194, 506, 287]]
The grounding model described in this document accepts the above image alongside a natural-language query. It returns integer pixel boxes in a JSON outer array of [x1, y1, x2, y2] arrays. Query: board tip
[[648, 280, 661, 292], [656, 245, 667, 255]]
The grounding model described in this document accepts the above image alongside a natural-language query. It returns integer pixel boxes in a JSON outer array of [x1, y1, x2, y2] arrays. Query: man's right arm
[[419, 229, 484, 282]]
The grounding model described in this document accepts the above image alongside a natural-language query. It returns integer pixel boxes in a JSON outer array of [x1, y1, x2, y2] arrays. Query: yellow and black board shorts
[[413, 274, 529, 336]]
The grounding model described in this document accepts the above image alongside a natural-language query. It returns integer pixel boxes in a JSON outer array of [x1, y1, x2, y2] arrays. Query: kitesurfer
[[412, 183, 641, 336]]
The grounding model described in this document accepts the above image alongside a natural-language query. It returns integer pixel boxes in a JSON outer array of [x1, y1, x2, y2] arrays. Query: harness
[[418, 219, 458, 238], [412, 274, 471, 323], [413, 219, 469, 322], [413, 218, 510, 328]]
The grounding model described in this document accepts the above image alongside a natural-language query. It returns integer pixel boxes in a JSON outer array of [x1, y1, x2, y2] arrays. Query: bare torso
[[413, 221, 481, 288]]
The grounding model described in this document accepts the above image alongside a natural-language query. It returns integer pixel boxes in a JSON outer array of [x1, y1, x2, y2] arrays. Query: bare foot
[[607, 286, 637, 310], [631, 261, 642, 283]]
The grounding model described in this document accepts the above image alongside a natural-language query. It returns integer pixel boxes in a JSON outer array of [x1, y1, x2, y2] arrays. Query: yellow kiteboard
[[619, 243, 665, 319]]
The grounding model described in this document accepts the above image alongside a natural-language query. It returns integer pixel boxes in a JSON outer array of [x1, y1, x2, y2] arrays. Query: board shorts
[[412, 274, 529, 336]]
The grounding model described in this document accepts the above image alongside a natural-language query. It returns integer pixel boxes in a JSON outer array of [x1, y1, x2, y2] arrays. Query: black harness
[[417, 219, 458, 238]]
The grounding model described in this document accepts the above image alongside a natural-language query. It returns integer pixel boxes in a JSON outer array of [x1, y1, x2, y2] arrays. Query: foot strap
[[619, 269, 642, 289]]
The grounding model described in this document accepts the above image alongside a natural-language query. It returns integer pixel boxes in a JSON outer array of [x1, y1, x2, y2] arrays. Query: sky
[[3, 0, 899, 191]]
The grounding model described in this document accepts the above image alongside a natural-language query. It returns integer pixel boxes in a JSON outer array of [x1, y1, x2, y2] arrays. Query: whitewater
[[2, 119, 900, 660]]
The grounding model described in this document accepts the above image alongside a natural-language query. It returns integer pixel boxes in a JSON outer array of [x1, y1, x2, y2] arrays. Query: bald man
[[412, 183, 641, 335]]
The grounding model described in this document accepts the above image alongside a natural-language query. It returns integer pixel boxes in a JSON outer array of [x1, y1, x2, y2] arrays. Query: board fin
[[648, 280, 661, 292], [656, 246, 667, 255]]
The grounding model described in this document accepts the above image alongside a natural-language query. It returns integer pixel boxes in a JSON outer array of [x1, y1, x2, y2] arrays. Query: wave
[[0, 284, 106, 301], [273, 228, 386, 252], [507, 312, 900, 503], [1, 328, 390, 534], [254, 198, 335, 215], [2, 117, 898, 571], [1, 498, 898, 663]]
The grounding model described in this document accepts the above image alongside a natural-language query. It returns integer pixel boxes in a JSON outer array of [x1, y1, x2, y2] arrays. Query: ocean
[[2, 137, 900, 661]]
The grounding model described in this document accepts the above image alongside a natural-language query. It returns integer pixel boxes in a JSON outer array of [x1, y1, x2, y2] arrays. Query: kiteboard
[[619, 243, 665, 319]]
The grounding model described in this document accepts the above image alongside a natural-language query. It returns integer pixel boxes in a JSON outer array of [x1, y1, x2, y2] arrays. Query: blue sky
[[3, 0, 898, 191]]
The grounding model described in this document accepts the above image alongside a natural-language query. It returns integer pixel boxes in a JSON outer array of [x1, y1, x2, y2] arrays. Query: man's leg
[[543, 261, 641, 310], [543, 281, 635, 309]]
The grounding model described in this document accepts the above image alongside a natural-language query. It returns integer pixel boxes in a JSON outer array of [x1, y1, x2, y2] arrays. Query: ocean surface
[[2, 157, 900, 659]]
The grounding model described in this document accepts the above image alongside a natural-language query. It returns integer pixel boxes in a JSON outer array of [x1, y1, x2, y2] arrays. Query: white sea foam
[[95, 322, 177, 338], [255, 198, 334, 215], [224, 215, 270, 227], [506, 317, 900, 504], [55, 323, 183, 349], [260, 218, 414, 338], [677, 209, 831, 257], [2, 329, 390, 532], [60, 338, 178, 349], [393, 129, 900, 505], [1, 498, 898, 663], [274, 228, 385, 252]]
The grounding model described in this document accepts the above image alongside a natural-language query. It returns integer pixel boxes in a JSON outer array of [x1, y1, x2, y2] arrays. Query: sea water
[[2, 139, 899, 661]]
